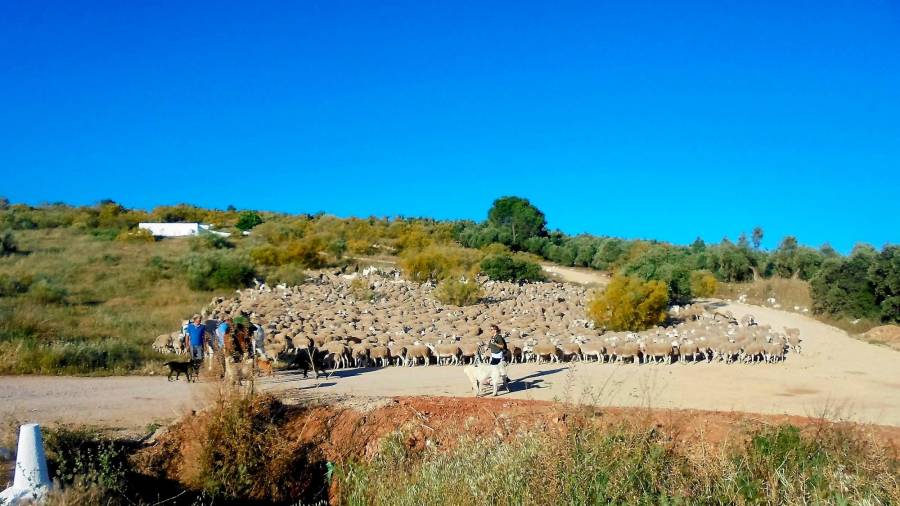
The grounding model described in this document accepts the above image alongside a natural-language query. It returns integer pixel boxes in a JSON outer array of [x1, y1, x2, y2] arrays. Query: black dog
[[165, 360, 200, 382], [280, 347, 329, 379]]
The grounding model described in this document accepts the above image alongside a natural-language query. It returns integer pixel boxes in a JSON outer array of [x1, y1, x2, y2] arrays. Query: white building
[[138, 223, 230, 238]]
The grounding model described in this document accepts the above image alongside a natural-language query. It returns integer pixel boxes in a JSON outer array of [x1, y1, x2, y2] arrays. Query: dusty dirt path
[[0, 376, 203, 435], [2, 300, 899, 431], [540, 263, 610, 286]]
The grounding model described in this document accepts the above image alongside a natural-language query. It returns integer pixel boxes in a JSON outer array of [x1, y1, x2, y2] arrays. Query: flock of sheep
[[153, 267, 802, 370]]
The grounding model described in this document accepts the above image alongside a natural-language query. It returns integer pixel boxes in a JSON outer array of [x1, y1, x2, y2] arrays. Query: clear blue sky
[[1, 1, 898, 253]]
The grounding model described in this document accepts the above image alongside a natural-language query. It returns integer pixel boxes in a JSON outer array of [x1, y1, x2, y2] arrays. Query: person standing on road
[[185, 314, 206, 362], [488, 324, 507, 365], [488, 324, 510, 391], [251, 319, 268, 360], [215, 317, 231, 351]]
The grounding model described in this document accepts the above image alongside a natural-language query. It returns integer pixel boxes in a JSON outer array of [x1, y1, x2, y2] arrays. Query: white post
[[0, 423, 52, 504]]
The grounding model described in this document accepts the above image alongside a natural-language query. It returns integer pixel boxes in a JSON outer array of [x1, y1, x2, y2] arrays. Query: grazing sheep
[[458, 342, 481, 365], [368, 345, 392, 367], [578, 341, 606, 362], [405, 345, 433, 366], [784, 327, 802, 353], [558, 342, 582, 362], [428, 343, 461, 366], [612, 342, 641, 364], [531, 342, 560, 364], [643, 341, 674, 364], [153, 333, 174, 354]]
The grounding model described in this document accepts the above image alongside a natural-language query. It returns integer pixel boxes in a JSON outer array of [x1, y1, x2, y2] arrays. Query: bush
[[0, 273, 32, 296], [400, 245, 482, 283], [193, 395, 311, 501], [28, 278, 68, 304], [182, 252, 256, 291], [587, 275, 669, 331], [265, 264, 308, 286], [1, 229, 17, 255], [480, 253, 546, 283], [690, 270, 718, 298], [189, 233, 234, 251], [115, 228, 155, 243], [235, 211, 263, 231], [434, 278, 482, 306], [44, 426, 128, 493], [349, 277, 375, 301]]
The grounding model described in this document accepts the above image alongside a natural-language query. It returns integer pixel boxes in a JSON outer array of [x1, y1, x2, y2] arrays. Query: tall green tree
[[751, 226, 764, 249], [868, 245, 900, 322], [486, 196, 547, 250]]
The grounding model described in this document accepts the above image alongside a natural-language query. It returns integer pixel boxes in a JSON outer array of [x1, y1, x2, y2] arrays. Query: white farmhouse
[[138, 223, 230, 238]]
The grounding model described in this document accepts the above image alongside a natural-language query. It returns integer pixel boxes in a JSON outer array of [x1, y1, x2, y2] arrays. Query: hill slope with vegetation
[[0, 196, 896, 374]]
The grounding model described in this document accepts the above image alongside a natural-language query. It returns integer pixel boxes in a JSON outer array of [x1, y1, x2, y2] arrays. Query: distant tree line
[[1, 197, 896, 322], [456, 196, 898, 323]]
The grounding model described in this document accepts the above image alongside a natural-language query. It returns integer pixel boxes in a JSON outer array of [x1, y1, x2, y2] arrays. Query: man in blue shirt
[[185, 314, 206, 362]]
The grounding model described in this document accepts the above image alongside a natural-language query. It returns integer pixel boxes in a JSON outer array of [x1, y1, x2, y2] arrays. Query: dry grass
[[716, 276, 813, 312], [0, 228, 223, 374]]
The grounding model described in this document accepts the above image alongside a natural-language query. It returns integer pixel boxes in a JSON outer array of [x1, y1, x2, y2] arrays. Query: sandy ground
[[541, 263, 609, 286], [2, 299, 899, 432]]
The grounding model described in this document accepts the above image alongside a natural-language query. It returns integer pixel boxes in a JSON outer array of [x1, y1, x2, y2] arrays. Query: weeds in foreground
[[336, 422, 899, 505]]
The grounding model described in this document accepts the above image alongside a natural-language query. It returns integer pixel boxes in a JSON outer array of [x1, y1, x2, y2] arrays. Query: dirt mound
[[139, 395, 900, 470], [862, 325, 900, 351]]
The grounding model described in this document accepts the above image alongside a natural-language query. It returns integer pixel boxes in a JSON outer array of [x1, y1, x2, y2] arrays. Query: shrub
[[115, 228, 155, 243], [480, 253, 546, 283], [189, 233, 234, 251], [28, 278, 68, 304], [193, 394, 311, 501], [690, 270, 718, 298], [349, 277, 375, 301], [235, 210, 263, 231], [44, 426, 128, 492], [1, 229, 17, 255], [265, 264, 308, 287], [400, 245, 482, 283], [182, 252, 256, 291], [587, 275, 669, 331], [0, 273, 32, 296], [434, 277, 482, 306]]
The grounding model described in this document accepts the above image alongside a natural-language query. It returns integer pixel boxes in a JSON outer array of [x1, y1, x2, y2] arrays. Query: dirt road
[[267, 299, 900, 426], [2, 300, 899, 431]]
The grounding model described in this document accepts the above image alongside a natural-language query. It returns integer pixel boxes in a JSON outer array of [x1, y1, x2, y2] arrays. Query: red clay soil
[[293, 396, 900, 460], [132, 395, 900, 503]]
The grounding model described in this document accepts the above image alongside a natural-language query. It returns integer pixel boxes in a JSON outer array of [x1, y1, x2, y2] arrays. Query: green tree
[[810, 248, 879, 320], [621, 245, 694, 304], [236, 211, 264, 231], [486, 196, 547, 250], [868, 245, 900, 322], [751, 226, 764, 249], [587, 275, 669, 331], [772, 236, 800, 277]]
